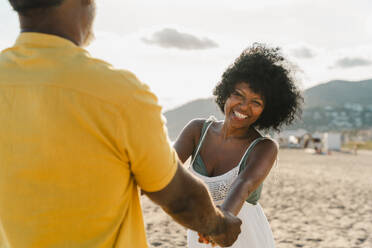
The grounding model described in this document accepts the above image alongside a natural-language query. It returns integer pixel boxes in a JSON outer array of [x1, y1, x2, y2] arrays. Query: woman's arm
[[173, 119, 205, 163], [221, 139, 278, 215]]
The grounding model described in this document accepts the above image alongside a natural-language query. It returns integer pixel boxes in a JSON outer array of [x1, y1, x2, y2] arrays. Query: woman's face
[[224, 82, 265, 129]]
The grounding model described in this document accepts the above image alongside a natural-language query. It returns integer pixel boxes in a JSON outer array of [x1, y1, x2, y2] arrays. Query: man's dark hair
[[213, 43, 303, 132], [9, 0, 64, 13]]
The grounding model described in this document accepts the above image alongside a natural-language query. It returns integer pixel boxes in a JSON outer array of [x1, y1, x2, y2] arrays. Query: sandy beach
[[142, 149, 372, 248]]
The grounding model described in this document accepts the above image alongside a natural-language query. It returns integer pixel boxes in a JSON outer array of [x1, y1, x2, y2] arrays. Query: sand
[[142, 149, 372, 248]]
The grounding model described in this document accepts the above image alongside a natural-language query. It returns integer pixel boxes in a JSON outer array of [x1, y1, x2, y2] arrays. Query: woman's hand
[[198, 233, 217, 247]]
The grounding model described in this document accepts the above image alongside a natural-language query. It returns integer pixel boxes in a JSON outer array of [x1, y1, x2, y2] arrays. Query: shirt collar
[[15, 32, 78, 48]]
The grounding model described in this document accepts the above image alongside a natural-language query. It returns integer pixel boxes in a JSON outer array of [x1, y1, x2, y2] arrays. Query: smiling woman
[[214, 43, 302, 131], [173, 43, 303, 247]]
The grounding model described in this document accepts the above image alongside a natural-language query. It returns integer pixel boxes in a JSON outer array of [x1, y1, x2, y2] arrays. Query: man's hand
[[209, 208, 242, 247], [198, 207, 242, 247]]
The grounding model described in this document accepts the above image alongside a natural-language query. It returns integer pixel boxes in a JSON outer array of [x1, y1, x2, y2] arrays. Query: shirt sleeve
[[120, 76, 178, 192]]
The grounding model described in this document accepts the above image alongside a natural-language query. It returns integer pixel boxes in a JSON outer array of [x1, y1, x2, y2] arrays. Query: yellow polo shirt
[[0, 33, 178, 248]]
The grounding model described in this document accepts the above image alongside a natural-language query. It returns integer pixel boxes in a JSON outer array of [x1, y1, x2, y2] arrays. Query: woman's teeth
[[234, 111, 247, 119]]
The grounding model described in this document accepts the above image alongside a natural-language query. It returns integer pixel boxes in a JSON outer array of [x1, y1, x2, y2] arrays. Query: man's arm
[[143, 162, 242, 247], [120, 81, 241, 246]]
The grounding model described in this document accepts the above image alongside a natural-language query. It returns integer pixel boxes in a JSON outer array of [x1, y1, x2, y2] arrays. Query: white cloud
[[87, 30, 231, 110], [141, 28, 218, 50], [290, 47, 316, 59], [333, 57, 372, 69], [280, 43, 372, 89]]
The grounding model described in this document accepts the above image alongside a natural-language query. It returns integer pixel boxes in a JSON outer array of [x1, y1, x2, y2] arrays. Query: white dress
[[187, 121, 276, 248]]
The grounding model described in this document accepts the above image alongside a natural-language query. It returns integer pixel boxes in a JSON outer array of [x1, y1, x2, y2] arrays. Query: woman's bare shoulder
[[187, 118, 206, 129], [251, 137, 278, 157], [182, 118, 207, 141]]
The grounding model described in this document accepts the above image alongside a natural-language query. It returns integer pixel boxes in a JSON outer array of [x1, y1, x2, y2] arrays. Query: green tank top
[[191, 118, 265, 205]]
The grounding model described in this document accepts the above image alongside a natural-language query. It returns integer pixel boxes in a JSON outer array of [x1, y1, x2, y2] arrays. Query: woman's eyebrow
[[236, 88, 263, 100]]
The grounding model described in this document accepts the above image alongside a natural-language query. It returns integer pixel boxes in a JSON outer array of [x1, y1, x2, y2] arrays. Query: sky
[[1, 0, 372, 110]]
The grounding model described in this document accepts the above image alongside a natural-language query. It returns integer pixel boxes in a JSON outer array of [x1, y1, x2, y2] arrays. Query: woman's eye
[[232, 91, 241, 97]]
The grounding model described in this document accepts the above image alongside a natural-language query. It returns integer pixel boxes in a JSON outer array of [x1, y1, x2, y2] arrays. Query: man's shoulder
[[80, 55, 146, 90], [68, 55, 151, 106]]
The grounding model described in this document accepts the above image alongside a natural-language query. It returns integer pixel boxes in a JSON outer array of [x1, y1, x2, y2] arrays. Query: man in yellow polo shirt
[[0, 0, 242, 247]]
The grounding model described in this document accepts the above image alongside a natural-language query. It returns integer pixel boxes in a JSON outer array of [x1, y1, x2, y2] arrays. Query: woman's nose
[[239, 100, 252, 113]]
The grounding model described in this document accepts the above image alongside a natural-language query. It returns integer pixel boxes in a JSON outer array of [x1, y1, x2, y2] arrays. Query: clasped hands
[[198, 206, 242, 247]]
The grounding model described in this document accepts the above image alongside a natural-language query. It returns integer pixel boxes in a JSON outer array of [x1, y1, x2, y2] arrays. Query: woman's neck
[[220, 122, 253, 141]]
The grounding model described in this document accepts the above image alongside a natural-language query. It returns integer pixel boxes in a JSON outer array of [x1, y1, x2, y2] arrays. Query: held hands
[[198, 207, 242, 247], [198, 233, 216, 247]]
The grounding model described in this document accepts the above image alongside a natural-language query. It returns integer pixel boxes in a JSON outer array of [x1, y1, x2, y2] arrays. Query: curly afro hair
[[213, 43, 303, 131], [8, 0, 64, 13]]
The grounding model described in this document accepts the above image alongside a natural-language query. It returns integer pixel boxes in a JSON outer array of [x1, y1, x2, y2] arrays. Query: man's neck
[[20, 27, 78, 45], [19, 13, 81, 46]]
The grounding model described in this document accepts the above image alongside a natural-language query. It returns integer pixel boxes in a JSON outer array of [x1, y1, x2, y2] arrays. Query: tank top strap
[[238, 136, 275, 174], [190, 116, 216, 166]]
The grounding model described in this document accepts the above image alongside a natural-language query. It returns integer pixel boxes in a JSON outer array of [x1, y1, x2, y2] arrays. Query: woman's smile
[[233, 111, 248, 120], [233, 110, 248, 120]]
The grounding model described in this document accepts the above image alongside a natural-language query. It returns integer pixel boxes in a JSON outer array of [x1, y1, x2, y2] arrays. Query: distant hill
[[304, 79, 372, 108], [164, 79, 372, 140]]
